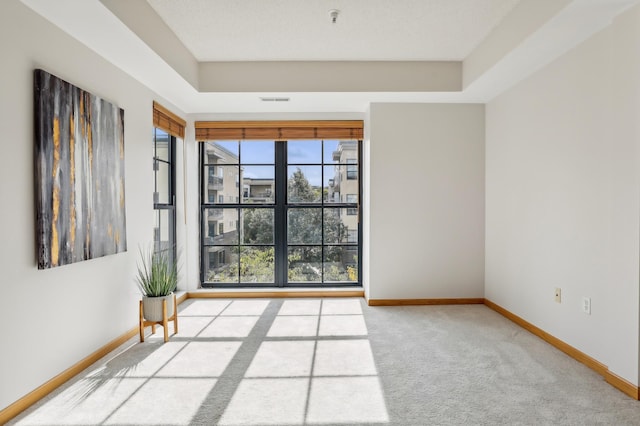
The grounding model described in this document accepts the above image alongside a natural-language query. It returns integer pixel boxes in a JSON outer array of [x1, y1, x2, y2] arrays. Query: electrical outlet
[[582, 297, 591, 314], [555, 288, 561, 303]]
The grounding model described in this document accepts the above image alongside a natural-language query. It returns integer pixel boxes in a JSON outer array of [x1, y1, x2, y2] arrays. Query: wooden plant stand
[[139, 294, 178, 343]]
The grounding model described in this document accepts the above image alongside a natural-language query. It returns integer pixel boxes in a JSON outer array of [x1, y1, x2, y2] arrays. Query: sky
[[212, 140, 354, 186]]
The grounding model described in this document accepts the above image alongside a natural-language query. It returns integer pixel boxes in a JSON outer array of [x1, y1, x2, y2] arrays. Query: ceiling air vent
[[260, 97, 290, 102]]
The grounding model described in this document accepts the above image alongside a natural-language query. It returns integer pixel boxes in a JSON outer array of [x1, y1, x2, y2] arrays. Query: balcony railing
[[208, 208, 223, 220], [205, 230, 238, 245], [208, 175, 224, 190]]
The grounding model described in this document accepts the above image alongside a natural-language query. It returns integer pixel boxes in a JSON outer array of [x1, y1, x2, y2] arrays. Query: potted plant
[[136, 247, 178, 322]]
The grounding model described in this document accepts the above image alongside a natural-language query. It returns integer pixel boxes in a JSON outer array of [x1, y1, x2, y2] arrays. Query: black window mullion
[[200, 143, 204, 284], [153, 158, 172, 200], [321, 140, 325, 285], [358, 140, 363, 285], [274, 141, 287, 287], [237, 208, 241, 285]]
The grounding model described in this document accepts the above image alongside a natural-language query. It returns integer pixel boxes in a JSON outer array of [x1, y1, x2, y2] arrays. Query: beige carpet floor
[[8, 298, 640, 425]]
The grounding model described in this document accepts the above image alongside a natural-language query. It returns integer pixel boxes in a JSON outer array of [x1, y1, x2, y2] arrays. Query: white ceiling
[[19, 0, 640, 114], [147, 0, 521, 61]]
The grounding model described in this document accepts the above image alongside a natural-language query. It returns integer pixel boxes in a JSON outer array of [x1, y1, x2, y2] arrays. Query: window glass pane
[[288, 208, 322, 244], [288, 246, 322, 282], [288, 166, 322, 203], [203, 165, 239, 204], [343, 194, 358, 218], [323, 165, 358, 203], [323, 140, 339, 163], [323, 208, 356, 244], [323, 165, 338, 203], [155, 161, 170, 204], [288, 140, 321, 164], [242, 166, 275, 204], [154, 129, 175, 265], [240, 246, 274, 283], [241, 209, 274, 244], [324, 246, 358, 282], [154, 209, 174, 249], [203, 208, 238, 245], [346, 159, 358, 181], [241, 140, 274, 164], [154, 129, 170, 162], [205, 246, 239, 283], [205, 141, 239, 164], [325, 140, 358, 164]]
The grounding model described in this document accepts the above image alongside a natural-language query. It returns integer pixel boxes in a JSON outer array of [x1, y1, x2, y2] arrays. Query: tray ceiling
[[147, 0, 520, 61], [20, 0, 640, 113]]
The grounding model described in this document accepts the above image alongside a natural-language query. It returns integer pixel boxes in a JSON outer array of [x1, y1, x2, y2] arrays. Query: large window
[[200, 139, 361, 287], [153, 128, 176, 263]]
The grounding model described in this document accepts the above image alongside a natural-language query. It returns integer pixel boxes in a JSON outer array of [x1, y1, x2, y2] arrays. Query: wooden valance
[[194, 120, 364, 141], [153, 101, 186, 139]]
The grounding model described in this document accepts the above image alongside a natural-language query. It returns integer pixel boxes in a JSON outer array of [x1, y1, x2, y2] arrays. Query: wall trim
[[188, 290, 365, 299], [176, 292, 189, 304], [368, 298, 484, 306], [605, 370, 640, 400], [0, 327, 139, 425], [484, 298, 639, 400], [483, 299, 607, 375]]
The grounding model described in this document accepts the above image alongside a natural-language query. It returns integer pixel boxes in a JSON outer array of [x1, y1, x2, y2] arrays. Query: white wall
[[485, 5, 640, 385], [362, 107, 372, 297], [367, 104, 485, 300], [175, 121, 199, 291], [0, 0, 184, 410]]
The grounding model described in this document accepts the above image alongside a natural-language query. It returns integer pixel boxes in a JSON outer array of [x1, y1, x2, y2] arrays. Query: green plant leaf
[[135, 247, 178, 297]]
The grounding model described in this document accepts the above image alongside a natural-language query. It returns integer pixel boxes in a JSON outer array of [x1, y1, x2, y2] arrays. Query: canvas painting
[[34, 69, 127, 269]]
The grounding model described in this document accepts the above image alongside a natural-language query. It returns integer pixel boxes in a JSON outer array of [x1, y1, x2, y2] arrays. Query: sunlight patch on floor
[[104, 378, 217, 425], [219, 378, 309, 425], [200, 316, 260, 338], [12, 378, 145, 425], [13, 298, 389, 426], [155, 341, 241, 377], [219, 297, 388, 425], [246, 341, 315, 377]]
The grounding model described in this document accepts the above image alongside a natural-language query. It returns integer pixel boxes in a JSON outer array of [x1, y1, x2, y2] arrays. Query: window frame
[[153, 128, 176, 265], [199, 139, 362, 288]]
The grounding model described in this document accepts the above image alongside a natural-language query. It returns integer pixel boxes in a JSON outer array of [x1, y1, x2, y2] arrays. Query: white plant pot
[[143, 294, 174, 322]]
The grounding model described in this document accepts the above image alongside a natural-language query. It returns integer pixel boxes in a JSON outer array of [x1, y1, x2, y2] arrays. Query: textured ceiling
[[147, 0, 521, 61], [22, 0, 639, 112]]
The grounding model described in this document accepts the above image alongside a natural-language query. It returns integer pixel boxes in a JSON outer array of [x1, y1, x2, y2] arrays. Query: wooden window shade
[[153, 101, 186, 139], [194, 120, 364, 141]]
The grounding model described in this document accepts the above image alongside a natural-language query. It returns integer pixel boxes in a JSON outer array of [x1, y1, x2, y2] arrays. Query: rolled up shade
[[195, 120, 364, 141], [153, 101, 186, 139]]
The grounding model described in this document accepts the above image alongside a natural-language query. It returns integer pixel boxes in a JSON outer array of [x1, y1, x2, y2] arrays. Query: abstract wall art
[[34, 69, 127, 269]]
